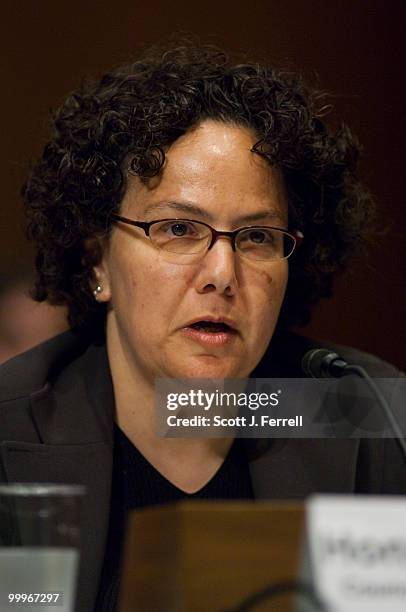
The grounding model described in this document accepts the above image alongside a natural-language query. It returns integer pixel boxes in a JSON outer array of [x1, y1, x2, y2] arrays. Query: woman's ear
[[84, 237, 112, 303]]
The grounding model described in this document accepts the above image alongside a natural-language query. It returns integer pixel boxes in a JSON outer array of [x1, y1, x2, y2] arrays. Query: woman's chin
[[167, 354, 246, 380]]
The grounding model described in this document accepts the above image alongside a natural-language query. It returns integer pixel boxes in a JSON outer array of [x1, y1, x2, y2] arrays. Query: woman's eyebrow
[[143, 200, 286, 225], [143, 200, 212, 220], [234, 210, 287, 226]]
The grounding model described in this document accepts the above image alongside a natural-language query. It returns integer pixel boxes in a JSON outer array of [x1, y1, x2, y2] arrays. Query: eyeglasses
[[111, 214, 304, 263]]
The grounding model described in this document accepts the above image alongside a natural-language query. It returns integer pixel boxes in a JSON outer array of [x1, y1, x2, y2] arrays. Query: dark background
[[1, 1, 405, 369]]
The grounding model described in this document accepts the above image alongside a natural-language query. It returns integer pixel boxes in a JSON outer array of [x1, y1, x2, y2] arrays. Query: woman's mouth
[[181, 320, 237, 346]]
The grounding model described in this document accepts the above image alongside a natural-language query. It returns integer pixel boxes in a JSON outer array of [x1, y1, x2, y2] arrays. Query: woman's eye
[[157, 222, 190, 236], [169, 223, 189, 236], [247, 230, 272, 244], [165, 222, 198, 237]]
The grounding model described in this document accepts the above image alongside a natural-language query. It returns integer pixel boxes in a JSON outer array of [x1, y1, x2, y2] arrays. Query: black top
[[96, 424, 254, 611]]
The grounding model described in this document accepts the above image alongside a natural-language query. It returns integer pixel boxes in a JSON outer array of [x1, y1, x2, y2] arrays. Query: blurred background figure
[[0, 269, 67, 364]]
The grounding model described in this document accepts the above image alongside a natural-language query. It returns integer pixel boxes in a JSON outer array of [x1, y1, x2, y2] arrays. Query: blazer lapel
[[247, 332, 361, 499]]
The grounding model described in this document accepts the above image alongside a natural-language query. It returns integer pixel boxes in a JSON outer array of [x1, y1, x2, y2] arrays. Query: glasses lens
[[150, 220, 211, 254], [236, 228, 295, 261]]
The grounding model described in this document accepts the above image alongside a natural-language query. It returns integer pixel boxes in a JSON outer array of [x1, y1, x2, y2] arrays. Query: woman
[[1, 43, 404, 611]]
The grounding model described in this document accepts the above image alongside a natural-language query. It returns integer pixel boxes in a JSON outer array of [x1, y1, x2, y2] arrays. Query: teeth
[[191, 321, 230, 332]]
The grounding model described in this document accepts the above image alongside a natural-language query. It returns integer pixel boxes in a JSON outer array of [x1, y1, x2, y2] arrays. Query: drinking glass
[[0, 483, 85, 612]]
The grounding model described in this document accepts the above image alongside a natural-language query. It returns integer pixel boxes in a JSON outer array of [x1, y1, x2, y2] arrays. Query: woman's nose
[[194, 237, 238, 296]]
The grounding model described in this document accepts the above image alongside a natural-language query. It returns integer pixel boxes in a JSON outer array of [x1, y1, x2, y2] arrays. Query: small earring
[[93, 284, 103, 300]]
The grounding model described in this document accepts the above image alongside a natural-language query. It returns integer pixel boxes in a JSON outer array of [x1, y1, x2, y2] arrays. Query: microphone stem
[[345, 365, 406, 462]]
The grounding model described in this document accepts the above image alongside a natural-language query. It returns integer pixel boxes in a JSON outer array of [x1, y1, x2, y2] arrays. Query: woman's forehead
[[121, 121, 288, 223]]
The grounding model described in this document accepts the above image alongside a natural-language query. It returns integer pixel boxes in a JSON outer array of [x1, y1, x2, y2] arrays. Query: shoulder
[[253, 331, 406, 495], [260, 330, 404, 378], [0, 330, 90, 402], [311, 337, 403, 377]]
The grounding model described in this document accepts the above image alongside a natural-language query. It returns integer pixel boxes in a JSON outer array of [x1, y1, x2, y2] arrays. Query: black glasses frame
[[111, 213, 304, 259]]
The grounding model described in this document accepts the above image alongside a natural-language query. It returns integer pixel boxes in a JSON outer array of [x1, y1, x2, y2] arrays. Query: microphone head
[[302, 348, 342, 378]]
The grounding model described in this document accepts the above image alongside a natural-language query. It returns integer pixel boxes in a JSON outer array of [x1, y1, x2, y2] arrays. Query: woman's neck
[[106, 318, 234, 493]]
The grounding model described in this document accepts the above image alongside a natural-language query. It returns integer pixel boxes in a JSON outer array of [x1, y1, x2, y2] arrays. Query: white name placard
[[305, 495, 406, 612]]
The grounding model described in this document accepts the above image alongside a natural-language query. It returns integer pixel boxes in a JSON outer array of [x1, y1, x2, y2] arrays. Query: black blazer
[[1, 330, 405, 611]]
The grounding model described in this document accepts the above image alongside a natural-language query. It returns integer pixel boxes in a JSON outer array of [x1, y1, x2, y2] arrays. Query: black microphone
[[302, 348, 406, 462], [302, 348, 348, 378]]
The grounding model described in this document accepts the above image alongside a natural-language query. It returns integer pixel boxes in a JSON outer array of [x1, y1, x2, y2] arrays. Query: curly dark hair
[[23, 43, 374, 334]]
